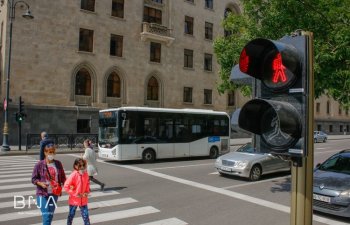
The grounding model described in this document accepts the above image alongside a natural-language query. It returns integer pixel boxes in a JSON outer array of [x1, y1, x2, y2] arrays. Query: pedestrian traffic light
[[238, 33, 311, 156], [16, 96, 26, 123]]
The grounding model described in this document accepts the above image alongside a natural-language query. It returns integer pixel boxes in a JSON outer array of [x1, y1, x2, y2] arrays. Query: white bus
[[98, 107, 230, 163]]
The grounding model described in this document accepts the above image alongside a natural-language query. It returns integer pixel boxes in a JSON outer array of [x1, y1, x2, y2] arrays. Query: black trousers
[[89, 176, 104, 187]]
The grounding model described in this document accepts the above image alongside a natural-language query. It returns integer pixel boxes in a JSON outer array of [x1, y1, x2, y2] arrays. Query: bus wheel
[[142, 149, 156, 163], [209, 146, 219, 159]]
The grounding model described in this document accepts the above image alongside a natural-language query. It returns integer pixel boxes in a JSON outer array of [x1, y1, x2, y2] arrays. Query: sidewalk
[[1, 135, 349, 156]]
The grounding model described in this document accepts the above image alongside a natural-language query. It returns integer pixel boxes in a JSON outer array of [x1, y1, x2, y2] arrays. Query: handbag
[[46, 164, 62, 196]]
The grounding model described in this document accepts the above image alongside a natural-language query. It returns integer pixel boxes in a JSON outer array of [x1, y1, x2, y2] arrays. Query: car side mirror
[[315, 163, 321, 169]]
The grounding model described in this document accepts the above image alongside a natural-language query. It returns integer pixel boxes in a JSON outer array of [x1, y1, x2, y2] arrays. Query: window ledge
[[204, 7, 214, 12], [184, 0, 195, 6], [110, 16, 126, 21], [184, 33, 194, 38], [77, 51, 95, 55], [203, 103, 213, 106], [204, 38, 213, 42], [80, 9, 97, 15], [183, 67, 195, 71], [149, 61, 162, 65], [110, 55, 125, 60], [203, 69, 213, 73], [183, 102, 194, 105]]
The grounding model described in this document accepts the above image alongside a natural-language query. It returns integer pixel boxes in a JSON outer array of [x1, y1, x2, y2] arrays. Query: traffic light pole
[[290, 31, 314, 225]]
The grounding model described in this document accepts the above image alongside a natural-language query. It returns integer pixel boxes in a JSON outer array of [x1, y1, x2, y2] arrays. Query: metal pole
[[290, 31, 314, 225], [1, 0, 14, 152]]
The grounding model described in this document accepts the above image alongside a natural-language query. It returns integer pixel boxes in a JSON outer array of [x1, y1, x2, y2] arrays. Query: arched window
[[147, 76, 159, 100], [75, 68, 91, 95], [107, 72, 121, 97], [224, 8, 232, 37]]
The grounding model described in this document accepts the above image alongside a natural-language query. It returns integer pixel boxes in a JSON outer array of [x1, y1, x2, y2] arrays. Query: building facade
[[0, 0, 249, 144], [0, 0, 348, 146]]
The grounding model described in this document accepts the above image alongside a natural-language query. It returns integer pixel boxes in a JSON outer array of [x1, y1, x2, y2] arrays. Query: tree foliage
[[214, 0, 350, 108]]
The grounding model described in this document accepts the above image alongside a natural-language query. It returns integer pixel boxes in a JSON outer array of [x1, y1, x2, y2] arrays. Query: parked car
[[313, 150, 350, 217], [314, 131, 328, 143], [214, 143, 290, 181]]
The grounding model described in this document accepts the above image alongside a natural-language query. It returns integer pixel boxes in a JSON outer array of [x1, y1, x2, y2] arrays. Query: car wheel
[[209, 146, 219, 159], [142, 149, 156, 163], [323, 137, 327, 143], [249, 165, 262, 181]]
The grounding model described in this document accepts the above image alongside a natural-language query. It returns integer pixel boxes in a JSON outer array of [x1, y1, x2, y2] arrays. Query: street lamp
[[1, 0, 33, 152]]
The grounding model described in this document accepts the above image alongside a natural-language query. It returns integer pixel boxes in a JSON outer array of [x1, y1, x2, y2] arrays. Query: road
[[0, 139, 349, 225]]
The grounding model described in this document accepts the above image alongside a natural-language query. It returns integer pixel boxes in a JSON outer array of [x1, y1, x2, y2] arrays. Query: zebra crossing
[[0, 155, 188, 225]]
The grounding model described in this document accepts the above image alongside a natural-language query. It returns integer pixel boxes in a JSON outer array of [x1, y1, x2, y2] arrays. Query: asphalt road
[[0, 139, 349, 225]]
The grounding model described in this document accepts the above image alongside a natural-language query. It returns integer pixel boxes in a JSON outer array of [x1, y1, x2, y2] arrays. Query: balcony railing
[[144, 0, 164, 9], [75, 95, 92, 106], [106, 97, 122, 108], [141, 22, 175, 46]]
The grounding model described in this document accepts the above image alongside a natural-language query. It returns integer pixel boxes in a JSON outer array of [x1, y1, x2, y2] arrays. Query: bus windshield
[[99, 111, 119, 148]]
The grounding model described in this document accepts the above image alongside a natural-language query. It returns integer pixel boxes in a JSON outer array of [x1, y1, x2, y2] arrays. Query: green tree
[[214, 0, 350, 109]]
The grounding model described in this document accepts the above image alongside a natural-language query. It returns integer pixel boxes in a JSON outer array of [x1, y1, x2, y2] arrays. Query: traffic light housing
[[238, 33, 311, 156], [16, 96, 26, 123]]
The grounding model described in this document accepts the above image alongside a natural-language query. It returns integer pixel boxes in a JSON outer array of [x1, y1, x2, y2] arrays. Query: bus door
[[157, 119, 174, 158]]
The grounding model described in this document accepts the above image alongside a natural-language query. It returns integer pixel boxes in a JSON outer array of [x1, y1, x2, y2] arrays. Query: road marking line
[[222, 175, 291, 189], [0, 161, 36, 166], [1, 198, 137, 222], [0, 190, 119, 209], [150, 163, 213, 170], [138, 218, 188, 225], [0, 183, 99, 191], [30, 206, 159, 225], [0, 164, 36, 168], [209, 172, 219, 175], [0, 166, 34, 171], [94, 158, 345, 225]]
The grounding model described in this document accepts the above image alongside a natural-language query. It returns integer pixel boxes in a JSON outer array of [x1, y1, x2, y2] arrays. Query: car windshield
[[236, 143, 257, 153], [318, 155, 350, 175]]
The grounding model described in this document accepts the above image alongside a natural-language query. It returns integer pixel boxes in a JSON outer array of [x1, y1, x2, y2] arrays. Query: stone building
[[0, 0, 249, 145], [0, 0, 348, 146]]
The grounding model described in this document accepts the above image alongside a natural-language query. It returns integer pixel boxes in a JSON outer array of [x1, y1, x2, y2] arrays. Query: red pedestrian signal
[[237, 34, 310, 155]]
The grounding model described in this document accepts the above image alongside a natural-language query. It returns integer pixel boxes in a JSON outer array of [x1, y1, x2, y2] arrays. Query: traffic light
[[16, 96, 26, 123], [237, 33, 311, 156]]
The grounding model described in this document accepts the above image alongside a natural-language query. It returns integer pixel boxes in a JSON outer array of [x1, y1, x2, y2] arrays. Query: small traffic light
[[237, 33, 311, 156], [16, 96, 26, 123]]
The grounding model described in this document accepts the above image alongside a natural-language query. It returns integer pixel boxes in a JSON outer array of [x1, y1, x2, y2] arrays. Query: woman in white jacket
[[82, 139, 105, 191]]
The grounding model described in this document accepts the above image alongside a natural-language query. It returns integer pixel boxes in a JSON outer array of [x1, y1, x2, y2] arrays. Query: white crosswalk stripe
[[0, 156, 188, 225]]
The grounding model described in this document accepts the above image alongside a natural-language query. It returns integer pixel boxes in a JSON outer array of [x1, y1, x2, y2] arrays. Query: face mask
[[79, 169, 85, 174], [47, 154, 55, 161]]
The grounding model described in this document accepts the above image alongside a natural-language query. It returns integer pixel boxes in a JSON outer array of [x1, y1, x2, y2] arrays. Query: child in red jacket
[[64, 158, 91, 225]]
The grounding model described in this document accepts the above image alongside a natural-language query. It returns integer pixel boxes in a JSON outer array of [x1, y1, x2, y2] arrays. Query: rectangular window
[[347, 125, 349, 132], [77, 119, 91, 133], [339, 106, 342, 115], [79, 28, 94, 52], [186, 0, 194, 3], [185, 16, 194, 35], [152, 0, 162, 3], [205, 0, 213, 9], [81, 0, 95, 12], [184, 49, 193, 68], [143, 6, 162, 24], [183, 87, 193, 103], [340, 125, 343, 132], [204, 89, 212, 104], [204, 53, 212, 71], [326, 101, 330, 114], [316, 102, 320, 113], [317, 124, 322, 131], [150, 42, 161, 63], [329, 125, 333, 133], [112, 0, 124, 18], [228, 91, 235, 106], [205, 22, 213, 40], [110, 34, 123, 57]]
